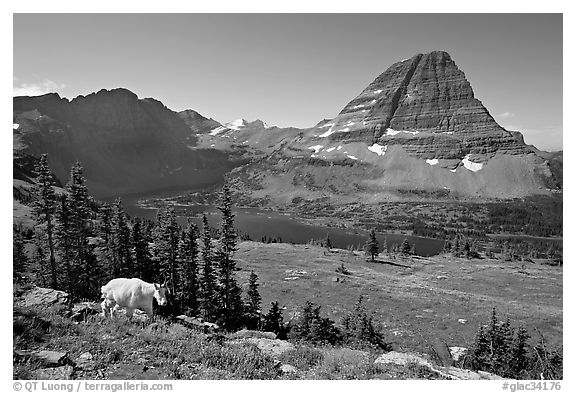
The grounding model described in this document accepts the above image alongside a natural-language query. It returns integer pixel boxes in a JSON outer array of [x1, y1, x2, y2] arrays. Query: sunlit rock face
[[312, 51, 529, 163]]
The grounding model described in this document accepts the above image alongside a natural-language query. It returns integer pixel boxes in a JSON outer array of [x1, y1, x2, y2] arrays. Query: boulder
[[31, 350, 69, 366], [32, 365, 73, 380], [374, 351, 502, 380], [75, 352, 95, 370], [375, 351, 434, 368], [280, 364, 298, 374], [176, 315, 220, 333], [71, 302, 101, 321], [232, 338, 295, 357], [230, 329, 277, 340], [449, 347, 468, 362], [17, 287, 69, 308]]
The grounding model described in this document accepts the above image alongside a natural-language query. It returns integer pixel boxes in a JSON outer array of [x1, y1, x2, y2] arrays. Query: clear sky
[[13, 13, 562, 151]]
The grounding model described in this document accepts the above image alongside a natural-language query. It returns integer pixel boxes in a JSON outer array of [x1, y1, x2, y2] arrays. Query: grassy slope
[[13, 241, 561, 380], [13, 307, 442, 380], [234, 242, 562, 354]]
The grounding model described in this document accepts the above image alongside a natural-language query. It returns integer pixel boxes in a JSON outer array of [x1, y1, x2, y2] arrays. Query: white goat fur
[[100, 278, 167, 319]]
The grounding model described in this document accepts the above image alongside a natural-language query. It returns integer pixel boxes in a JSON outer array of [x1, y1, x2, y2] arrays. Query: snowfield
[[368, 143, 387, 156], [386, 128, 420, 136], [209, 126, 227, 136], [462, 154, 484, 172], [308, 145, 324, 153]]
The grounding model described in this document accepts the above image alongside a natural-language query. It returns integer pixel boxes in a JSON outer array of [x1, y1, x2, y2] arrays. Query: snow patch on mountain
[[308, 145, 324, 154], [209, 126, 227, 136], [318, 123, 334, 129], [386, 128, 420, 136], [368, 143, 387, 156], [318, 126, 335, 138], [226, 119, 248, 130], [462, 154, 483, 172]]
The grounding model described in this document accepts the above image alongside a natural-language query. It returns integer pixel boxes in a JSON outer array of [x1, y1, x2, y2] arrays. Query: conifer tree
[[32, 154, 58, 288], [324, 235, 332, 251], [153, 206, 180, 313], [132, 218, 153, 281], [32, 232, 48, 287], [244, 271, 262, 329], [511, 327, 529, 375], [215, 184, 243, 330], [100, 203, 112, 244], [13, 228, 28, 282], [178, 221, 201, 316], [56, 194, 75, 293], [263, 301, 284, 335], [200, 214, 219, 321], [366, 229, 379, 262], [112, 198, 132, 277], [401, 238, 412, 255], [66, 162, 100, 300]]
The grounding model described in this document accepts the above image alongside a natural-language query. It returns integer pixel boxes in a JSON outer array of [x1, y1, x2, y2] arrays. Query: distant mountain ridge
[[196, 51, 561, 202], [13, 89, 236, 197], [13, 51, 562, 202]]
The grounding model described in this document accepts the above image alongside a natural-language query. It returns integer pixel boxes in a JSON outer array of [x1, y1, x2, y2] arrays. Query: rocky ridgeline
[[13, 286, 504, 380], [12, 89, 235, 197]]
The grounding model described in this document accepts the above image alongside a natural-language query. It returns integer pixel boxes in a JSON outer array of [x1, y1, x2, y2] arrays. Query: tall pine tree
[[112, 198, 133, 277], [153, 206, 181, 314], [178, 221, 201, 316], [13, 228, 28, 282], [215, 184, 243, 330], [244, 271, 262, 330], [66, 162, 100, 300], [132, 218, 153, 281], [365, 229, 379, 262], [32, 154, 58, 288], [200, 214, 219, 322], [99, 202, 112, 245], [55, 194, 75, 294]]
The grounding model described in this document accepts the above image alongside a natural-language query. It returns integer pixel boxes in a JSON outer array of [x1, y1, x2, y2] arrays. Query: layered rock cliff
[[308, 51, 529, 165]]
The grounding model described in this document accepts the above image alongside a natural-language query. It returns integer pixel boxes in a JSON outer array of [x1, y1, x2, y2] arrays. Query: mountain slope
[[178, 109, 223, 134], [221, 51, 560, 202], [13, 89, 237, 198]]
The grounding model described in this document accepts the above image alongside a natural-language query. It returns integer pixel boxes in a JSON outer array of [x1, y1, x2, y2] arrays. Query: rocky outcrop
[[229, 337, 295, 357], [15, 287, 69, 308], [374, 351, 503, 380]]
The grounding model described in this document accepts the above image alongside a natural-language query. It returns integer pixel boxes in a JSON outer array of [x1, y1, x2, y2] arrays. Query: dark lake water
[[120, 197, 446, 257]]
